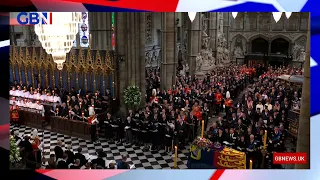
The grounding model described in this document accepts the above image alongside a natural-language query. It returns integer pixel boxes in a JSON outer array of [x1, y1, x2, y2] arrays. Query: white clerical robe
[[40, 95, 46, 101], [47, 96, 54, 102], [34, 93, 40, 100], [53, 96, 61, 103], [9, 90, 15, 96], [23, 91, 30, 98], [17, 90, 23, 97], [31, 103, 38, 109], [37, 104, 45, 116], [26, 102, 32, 108], [19, 101, 25, 107], [28, 94, 35, 99]]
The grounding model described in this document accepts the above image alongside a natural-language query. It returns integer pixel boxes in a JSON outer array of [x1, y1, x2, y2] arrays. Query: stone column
[[116, 13, 146, 112], [115, 12, 127, 112], [208, 13, 217, 52], [89, 13, 112, 50], [139, 13, 146, 106], [187, 12, 201, 75], [160, 13, 177, 90]]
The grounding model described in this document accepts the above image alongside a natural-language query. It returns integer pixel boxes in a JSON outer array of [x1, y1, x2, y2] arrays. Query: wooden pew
[[19, 110, 43, 129], [50, 116, 91, 140]]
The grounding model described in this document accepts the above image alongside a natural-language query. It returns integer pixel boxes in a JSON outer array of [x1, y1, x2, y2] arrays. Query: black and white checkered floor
[[10, 125, 190, 169]]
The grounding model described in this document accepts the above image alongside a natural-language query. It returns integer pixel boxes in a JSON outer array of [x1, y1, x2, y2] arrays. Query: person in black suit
[[69, 159, 81, 169], [175, 116, 186, 149], [214, 128, 226, 144], [117, 155, 130, 169], [74, 147, 87, 167], [226, 128, 238, 145], [54, 140, 63, 161], [65, 144, 74, 165], [91, 151, 106, 169], [104, 112, 113, 140], [236, 136, 247, 152], [261, 108, 270, 120], [59, 103, 69, 117], [57, 153, 68, 169], [246, 107, 255, 120], [206, 90, 215, 116], [124, 116, 134, 145], [19, 136, 33, 164], [46, 154, 57, 169]]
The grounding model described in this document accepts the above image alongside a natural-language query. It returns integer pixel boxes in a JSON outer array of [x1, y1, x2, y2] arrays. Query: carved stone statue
[[180, 65, 186, 76], [292, 44, 305, 62], [299, 50, 306, 62], [185, 63, 189, 73], [201, 14, 208, 36], [233, 46, 243, 58], [196, 53, 203, 72], [216, 33, 230, 65]]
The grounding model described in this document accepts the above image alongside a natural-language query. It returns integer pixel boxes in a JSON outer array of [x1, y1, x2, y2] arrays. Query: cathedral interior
[[9, 12, 309, 169]]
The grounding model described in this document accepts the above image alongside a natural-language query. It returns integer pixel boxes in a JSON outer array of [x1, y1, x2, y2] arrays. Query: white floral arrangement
[[10, 135, 21, 163], [124, 85, 142, 109]]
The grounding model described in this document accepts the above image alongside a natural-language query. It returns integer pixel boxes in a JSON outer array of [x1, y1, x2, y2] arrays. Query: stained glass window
[[112, 12, 115, 50], [80, 12, 90, 47]]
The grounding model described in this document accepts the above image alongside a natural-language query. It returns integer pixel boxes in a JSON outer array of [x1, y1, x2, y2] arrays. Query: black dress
[[104, 117, 113, 140], [164, 127, 174, 147]]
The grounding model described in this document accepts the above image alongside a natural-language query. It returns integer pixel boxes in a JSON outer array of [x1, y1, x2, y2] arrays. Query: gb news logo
[[17, 12, 52, 25]]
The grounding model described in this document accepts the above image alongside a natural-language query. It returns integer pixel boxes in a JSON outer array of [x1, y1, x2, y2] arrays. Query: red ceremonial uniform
[[88, 116, 95, 124], [185, 87, 191, 94], [150, 96, 159, 103], [32, 138, 40, 155], [215, 93, 223, 105], [192, 106, 202, 120], [224, 99, 233, 107], [10, 105, 19, 122]]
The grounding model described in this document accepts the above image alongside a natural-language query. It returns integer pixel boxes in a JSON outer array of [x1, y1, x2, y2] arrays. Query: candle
[[249, 160, 253, 169], [112, 82, 115, 98], [201, 120, 205, 138], [82, 113, 84, 117], [174, 146, 178, 168], [263, 130, 267, 149], [77, 94, 80, 97]]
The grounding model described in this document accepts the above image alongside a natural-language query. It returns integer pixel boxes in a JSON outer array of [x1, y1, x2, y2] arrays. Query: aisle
[[10, 125, 190, 169]]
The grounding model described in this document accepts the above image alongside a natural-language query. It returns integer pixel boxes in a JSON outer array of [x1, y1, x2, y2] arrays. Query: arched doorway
[[271, 38, 289, 55], [251, 37, 268, 54]]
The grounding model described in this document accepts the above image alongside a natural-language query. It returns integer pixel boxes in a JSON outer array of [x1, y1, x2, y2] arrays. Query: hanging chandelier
[[188, 12, 197, 22], [272, 12, 292, 23], [232, 12, 238, 19], [34, 12, 82, 70]]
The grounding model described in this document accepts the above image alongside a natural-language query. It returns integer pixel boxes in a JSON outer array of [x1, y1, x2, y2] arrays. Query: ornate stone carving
[[292, 44, 305, 62], [216, 33, 230, 65], [145, 47, 160, 68], [201, 13, 208, 37], [145, 12, 153, 44], [229, 31, 305, 43], [180, 63, 189, 76], [195, 34, 216, 74], [258, 13, 270, 31], [232, 36, 245, 60], [292, 35, 307, 62]]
